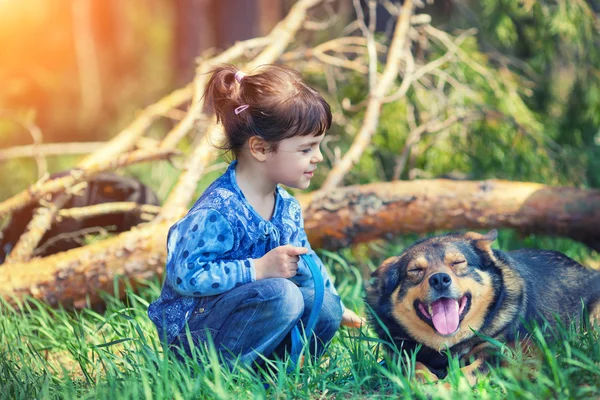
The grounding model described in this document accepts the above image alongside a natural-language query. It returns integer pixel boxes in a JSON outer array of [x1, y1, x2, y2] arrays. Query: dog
[[365, 230, 600, 384], [0, 171, 160, 263]]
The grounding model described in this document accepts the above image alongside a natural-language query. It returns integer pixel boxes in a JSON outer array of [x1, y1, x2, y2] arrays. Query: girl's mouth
[[304, 171, 314, 177]]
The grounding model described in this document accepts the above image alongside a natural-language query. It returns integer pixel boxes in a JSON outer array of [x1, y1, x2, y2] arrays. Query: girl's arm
[[165, 208, 255, 297]]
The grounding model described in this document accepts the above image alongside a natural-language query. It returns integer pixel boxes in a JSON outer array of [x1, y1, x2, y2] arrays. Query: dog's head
[[367, 230, 501, 351]]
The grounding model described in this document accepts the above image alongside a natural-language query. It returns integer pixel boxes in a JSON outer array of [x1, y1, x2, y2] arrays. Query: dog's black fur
[[365, 230, 600, 381]]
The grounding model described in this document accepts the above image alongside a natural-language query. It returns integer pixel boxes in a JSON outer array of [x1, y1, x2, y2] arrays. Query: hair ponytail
[[203, 64, 240, 124], [203, 64, 332, 159]]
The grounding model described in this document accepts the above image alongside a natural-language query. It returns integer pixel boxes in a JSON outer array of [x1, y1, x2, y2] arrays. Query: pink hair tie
[[234, 71, 246, 83], [235, 104, 249, 115]]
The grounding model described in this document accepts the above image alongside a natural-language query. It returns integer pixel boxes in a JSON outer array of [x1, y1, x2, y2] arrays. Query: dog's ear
[[464, 229, 498, 265], [464, 229, 497, 252], [371, 256, 402, 296], [371, 256, 398, 277]]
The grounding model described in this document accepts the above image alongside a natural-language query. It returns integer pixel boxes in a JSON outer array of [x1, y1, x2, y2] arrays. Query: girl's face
[[265, 133, 325, 190]]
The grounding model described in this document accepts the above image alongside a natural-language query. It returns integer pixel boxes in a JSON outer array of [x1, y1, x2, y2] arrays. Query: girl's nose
[[312, 147, 323, 163]]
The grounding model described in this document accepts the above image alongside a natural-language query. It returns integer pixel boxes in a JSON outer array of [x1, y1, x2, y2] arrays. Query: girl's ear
[[248, 136, 270, 161]]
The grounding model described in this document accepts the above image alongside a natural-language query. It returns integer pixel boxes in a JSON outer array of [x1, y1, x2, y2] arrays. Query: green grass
[[1, 235, 599, 400]]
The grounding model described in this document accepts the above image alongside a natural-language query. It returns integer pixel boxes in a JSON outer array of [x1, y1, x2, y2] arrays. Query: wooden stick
[[0, 149, 176, 220], [57, 202, 161, 221], [321, 0, 414, 190], [4, 195, 71, 263], [0, 142, 108, 161]]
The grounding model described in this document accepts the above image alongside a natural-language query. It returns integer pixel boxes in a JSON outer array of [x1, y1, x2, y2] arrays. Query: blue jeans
[[169, 278, 343, 367]]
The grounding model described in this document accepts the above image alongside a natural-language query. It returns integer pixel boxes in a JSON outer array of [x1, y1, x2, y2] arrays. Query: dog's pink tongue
[[431, 298, 459, 335]]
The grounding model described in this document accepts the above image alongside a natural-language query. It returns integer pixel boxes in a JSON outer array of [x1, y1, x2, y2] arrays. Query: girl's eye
[[301, 148, 312, 154]]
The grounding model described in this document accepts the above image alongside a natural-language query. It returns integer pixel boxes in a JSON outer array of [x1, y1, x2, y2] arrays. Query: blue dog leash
[[289, 253, 325, 368]]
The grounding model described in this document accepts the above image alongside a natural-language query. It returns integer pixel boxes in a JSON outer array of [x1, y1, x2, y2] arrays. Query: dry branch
[[79, 85, 193, 168], [0, 149, 176, 219], [0, 142, 108, 161], [0, 150, 175, 264], [382, 28, 475, 104], [392, 111, 480, 179], [4, 194, 71, 264], [0, 85, 191, 263], [321, 0, 414, 190], [58, 203, 161, 221], [281, 36, 388, 74], [1, 149, 176, 263]]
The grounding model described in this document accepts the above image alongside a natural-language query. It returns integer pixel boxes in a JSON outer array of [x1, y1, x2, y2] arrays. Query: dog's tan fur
[[366, 230, 600, 384]]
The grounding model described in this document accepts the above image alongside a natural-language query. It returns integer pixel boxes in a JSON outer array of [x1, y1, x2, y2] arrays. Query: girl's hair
[[203, 64, 332, 158]]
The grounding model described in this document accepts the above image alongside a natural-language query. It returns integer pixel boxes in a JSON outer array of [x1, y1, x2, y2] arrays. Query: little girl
[[148, 64, 363, 367]]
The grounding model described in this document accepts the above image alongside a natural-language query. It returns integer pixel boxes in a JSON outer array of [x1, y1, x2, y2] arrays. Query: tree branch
[[392, 110, 481, 180], [321, 0, 414, 190], [57, 202, 161, 221], [0, 148, 176, 220], [0, 142, 108, 161]]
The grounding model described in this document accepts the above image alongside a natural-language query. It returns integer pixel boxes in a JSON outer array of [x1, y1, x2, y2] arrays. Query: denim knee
[[316, 292, 343, 342], [250, 278, 304, 326], [299, 288, 343, 343]]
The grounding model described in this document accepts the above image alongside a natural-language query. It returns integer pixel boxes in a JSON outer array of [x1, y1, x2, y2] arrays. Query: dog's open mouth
[[415, 293, 471, 336]]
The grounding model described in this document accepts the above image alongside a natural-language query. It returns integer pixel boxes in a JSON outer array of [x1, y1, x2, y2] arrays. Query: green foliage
[[303, 0, 600, 190]]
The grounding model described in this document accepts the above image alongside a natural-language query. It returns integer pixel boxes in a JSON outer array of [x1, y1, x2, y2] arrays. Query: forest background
[[1, 0, 599, 399]]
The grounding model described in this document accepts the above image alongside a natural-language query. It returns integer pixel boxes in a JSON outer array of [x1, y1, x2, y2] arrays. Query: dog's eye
[[408, 268, 424, 274], [452, 260, 466, 266]]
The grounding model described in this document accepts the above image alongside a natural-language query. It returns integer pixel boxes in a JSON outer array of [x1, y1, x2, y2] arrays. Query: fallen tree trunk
[[1, 222, 170, 309], [298, 179, 600, 251], [1, 179, 598, 309]]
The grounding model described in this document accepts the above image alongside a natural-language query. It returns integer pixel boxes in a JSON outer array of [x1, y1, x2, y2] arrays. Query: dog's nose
[[429, 273, 452, 292]]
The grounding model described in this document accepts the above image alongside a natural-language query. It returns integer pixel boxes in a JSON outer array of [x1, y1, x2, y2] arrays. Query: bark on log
[[1, 179, 599, 309], [0, 222, 170, 309], [297, 179, 600, 251]]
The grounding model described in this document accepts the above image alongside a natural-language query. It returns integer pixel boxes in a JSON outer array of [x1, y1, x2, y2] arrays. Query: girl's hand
[[254, 245, 308, 280], [341, 309, 366, 328]]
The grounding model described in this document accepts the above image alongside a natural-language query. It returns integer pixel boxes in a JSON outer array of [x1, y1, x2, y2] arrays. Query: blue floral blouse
[[148, 160, 341, 344]]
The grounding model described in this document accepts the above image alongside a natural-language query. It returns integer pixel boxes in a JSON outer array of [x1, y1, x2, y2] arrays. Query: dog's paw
[[414, 361, 440, 384]]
